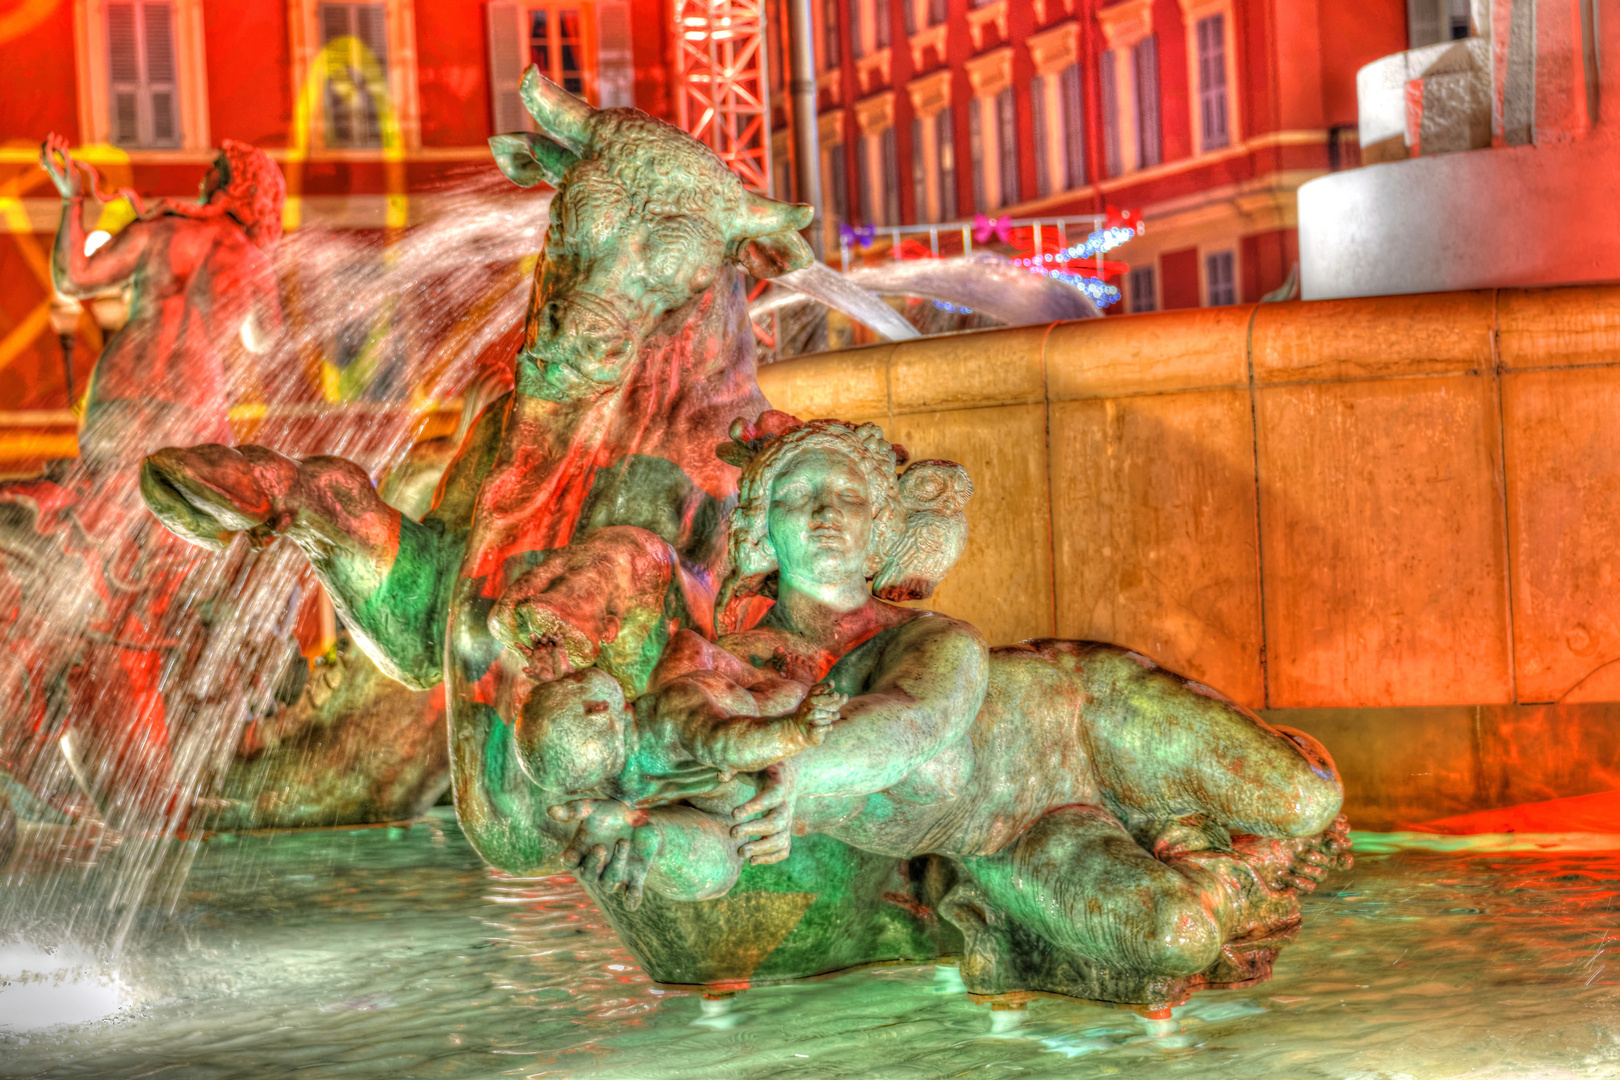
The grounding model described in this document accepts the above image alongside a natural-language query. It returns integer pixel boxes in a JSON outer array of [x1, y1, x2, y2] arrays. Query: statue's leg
[[949, 804, 1223, 979], [1070, 645, 1344, 840], [938, 802, 1323, 1005]]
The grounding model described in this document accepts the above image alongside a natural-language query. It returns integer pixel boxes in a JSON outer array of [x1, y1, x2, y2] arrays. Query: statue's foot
[[1233, 813, 1353, 894]]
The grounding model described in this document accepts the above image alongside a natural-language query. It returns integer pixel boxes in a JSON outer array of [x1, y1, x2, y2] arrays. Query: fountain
[[138, 67, 1349, 1014]]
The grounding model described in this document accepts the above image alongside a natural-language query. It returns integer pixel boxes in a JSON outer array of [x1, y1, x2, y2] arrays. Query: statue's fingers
[[603, 839, 633, 891], [547, 800, 597, 822], [730, 816, 781, 840], [742, 833, 791, 863], [584, 842, 611, 881]]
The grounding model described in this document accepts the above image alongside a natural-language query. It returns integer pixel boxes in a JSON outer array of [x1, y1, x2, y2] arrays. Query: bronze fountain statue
[[139, 67, 1349, 1012]]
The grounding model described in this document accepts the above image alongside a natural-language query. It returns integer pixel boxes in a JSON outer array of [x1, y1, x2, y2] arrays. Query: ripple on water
[[1, 812, 1617, 1080]]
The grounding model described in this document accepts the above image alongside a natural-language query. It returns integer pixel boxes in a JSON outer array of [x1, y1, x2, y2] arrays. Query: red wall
[[417, 0, 493, 147], [205, 2, 293, 146]]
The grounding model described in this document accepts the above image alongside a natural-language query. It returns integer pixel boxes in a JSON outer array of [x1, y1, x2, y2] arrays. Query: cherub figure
[[506, 414, 1351, 994]]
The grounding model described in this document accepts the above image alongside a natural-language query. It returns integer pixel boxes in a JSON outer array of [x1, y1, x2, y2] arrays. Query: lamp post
[[786, 0, 823, 260]]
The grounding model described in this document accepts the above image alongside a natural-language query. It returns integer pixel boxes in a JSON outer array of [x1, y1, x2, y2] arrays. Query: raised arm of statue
[[43, 136, 149, 299], [789, 615, 987, 799], [139, 411, 499, 688]]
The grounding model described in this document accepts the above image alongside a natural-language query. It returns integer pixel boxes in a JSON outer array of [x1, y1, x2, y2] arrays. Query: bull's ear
[[737, 228, 815, 279], [489, 132, 579, 188]]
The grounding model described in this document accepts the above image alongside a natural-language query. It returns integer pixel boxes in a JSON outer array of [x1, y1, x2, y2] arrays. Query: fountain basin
[[1, 811, 1615, 1078]]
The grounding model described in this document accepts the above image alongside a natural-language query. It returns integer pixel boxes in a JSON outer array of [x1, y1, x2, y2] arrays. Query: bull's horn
[[733, 190, 814, 240], [519, 66, 594, 155]]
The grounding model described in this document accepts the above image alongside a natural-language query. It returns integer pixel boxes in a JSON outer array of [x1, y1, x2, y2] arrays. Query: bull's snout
[[518, 288, 642, 400]]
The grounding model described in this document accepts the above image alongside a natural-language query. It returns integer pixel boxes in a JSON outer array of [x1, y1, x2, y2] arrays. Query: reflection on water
[[2, 812, 1617, 1079]]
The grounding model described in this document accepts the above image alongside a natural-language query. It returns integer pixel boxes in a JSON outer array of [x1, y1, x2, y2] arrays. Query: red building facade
[[0, 0, 678, 435], [766, 0, 1405, 310]]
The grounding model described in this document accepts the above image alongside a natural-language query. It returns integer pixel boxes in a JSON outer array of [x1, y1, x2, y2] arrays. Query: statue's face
[[199, 154, 229, 204], [523, 162, 725, 399], [767, 448, 874, 589]]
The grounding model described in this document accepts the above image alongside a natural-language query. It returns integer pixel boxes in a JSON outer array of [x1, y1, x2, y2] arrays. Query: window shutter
[[911, 116, 927, 222], [968, 96, 986, 213], [996, 87, 1018, 206], [1196, 15, 1228, 150], [487, 2, 529, 131], [1060, 63, 1085, 187], [1134, 35, 1160, 167], [855, 133, 872, 222], [107, 3, 141, 145], [1030, 74, 1050, 198], [1099, 50, 1121, 177], [828, 142, 848, 220], [595, 1, 635, 107], [880, 125, 899, 225], [141, 2, 178, 144], [107, 1, 180, 147]]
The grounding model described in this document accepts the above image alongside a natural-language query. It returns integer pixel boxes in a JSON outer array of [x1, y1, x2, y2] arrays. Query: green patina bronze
[[141, 67, 1349, 1011]]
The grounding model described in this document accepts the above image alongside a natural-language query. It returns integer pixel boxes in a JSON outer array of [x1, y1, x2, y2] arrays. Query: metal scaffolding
[[672, 0, 771, 194]]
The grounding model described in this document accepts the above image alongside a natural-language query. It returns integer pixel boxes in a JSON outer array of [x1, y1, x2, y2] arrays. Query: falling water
[[772, 262, 923, 342], [756, 253, 1101, 361], [0, 169, 548, 980]]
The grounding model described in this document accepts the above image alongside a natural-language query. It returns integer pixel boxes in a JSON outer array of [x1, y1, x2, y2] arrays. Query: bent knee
[[1268, 726, 1344, 836], [1139, 895, 1222, 975]]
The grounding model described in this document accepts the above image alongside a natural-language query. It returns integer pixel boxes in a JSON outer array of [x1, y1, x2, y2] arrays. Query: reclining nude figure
[[478, 415, 1351, 993]]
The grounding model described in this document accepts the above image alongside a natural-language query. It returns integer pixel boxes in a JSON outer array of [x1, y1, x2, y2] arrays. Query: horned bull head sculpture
[[491, 67, 815, 402]]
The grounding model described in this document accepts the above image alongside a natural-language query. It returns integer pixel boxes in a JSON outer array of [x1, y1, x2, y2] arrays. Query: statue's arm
[[791, 617, 988, 799], [141, 443, 452, 688], [51, 198, 146, 298]]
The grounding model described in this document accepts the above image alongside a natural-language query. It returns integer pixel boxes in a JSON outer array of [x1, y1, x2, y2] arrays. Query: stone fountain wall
[[759, 283, 1620, 829]]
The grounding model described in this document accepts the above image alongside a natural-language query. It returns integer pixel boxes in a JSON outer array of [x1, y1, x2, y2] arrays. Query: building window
[[929, 0, 945, 23], [1205, 249, 1236, 306], [106, 1, 181, 147], [849, 0, 865, 58], [1031, 61, 1085, 197], [828, 142, 849, 221], [319, 3, 389, 148], [874, 0, 891, 48], [880, 125, 900, 224], [911, 116, 926, 221], [936, 106, 956, 220], [1196, 14, 1229, 150], [969, 96, 985, 213], [1407, 0, 1472, 47], [1099, 49, 1121, 178], [1129, 265, 1156, 312], [488, 3, 630, 134], [995, 87, 1018, 207], [1132, 34, 1160, 168]]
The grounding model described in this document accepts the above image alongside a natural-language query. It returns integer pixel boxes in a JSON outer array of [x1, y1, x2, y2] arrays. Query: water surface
[[2, 812, 1616, 1079]]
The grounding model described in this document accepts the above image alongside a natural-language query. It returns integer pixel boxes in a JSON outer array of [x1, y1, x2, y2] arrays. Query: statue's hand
[[40, 134, 82, 199], [792, 682, 846, 745], [730, 760, 799, 866], [548, 798, 661, 910], [141, 445, 295, 551]]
